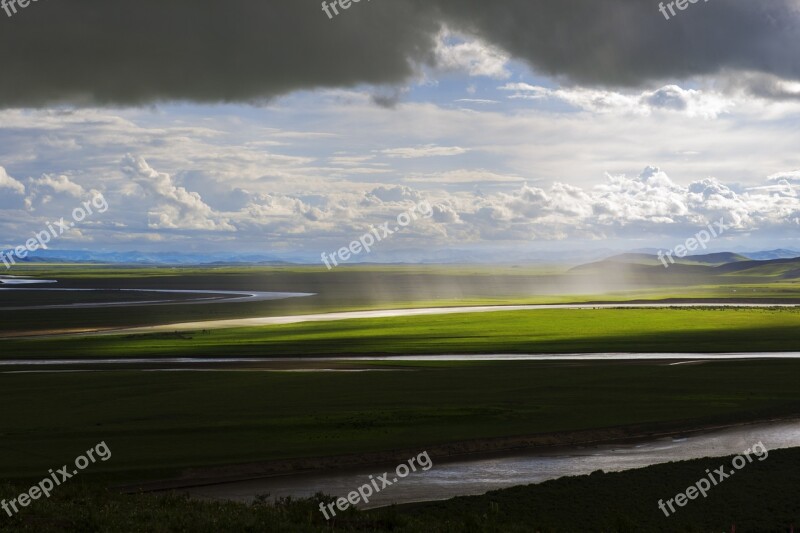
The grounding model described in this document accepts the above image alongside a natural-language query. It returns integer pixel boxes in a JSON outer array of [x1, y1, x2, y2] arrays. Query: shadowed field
[[2, 359, 800, 480]]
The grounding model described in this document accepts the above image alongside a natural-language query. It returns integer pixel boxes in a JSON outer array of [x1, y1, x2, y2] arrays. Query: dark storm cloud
[[0, 0, 440, 106], [1, 0, 799, 107], [428, 0, 800, 86]]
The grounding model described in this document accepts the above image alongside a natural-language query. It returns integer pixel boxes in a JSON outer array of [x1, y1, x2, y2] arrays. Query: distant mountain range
[[740, 249, 800, 260], [0, 249, 299, 266], [587, 252, 750, 267], [1, 248, 799, 267], [0, 247, 620, 266]]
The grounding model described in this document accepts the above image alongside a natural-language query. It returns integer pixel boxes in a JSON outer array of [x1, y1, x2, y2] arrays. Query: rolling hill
[[571, 252, 800, 280]]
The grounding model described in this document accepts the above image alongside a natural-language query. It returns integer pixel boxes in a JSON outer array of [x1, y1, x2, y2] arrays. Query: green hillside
[[572, 253, 800, 279]]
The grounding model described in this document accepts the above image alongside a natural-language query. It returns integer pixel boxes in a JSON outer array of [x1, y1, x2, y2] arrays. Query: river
[[181, 418, 800, 509]]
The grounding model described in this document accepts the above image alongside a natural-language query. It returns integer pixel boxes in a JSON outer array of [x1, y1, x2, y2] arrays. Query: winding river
[[182, 418, 800, 509]]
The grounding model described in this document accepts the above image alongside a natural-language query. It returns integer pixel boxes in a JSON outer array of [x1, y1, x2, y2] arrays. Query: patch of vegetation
[[7, 307, 800, 359], [2, 360, 800, 479]]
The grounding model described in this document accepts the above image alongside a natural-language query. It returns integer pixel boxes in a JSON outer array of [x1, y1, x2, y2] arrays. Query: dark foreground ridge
[[2, 447, 799, 532]]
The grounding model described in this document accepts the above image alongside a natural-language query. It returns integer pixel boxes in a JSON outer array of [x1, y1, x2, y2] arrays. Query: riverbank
[[390, 446, 800, 532], [119, 415, 800, 495], [3, 446, 798, 532]]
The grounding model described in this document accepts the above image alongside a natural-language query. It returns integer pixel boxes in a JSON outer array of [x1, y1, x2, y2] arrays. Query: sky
[[1, 0, 800, 263]]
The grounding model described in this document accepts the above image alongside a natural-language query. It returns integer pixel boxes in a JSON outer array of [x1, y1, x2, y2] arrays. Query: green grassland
[[2, 360, 800, 479], [2, 263, 800, 531], [3, 263, 800, 336], [5, 307, 800, 359]]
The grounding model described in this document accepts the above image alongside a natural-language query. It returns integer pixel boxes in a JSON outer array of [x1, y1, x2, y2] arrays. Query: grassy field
[[3, 264, 800, 336], [2, 360, 800, 479], [3, 265, 800, 531], [5, 307, 800, 359]]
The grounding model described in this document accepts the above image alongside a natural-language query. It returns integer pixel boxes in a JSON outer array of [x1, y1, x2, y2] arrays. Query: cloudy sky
[[1, 0, 800, 262]]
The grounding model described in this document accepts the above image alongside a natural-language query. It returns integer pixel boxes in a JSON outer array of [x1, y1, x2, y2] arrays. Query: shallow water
[[0, 286, 314, 310], [0, 278, 58, 285], [3, 352, 800, 369]]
